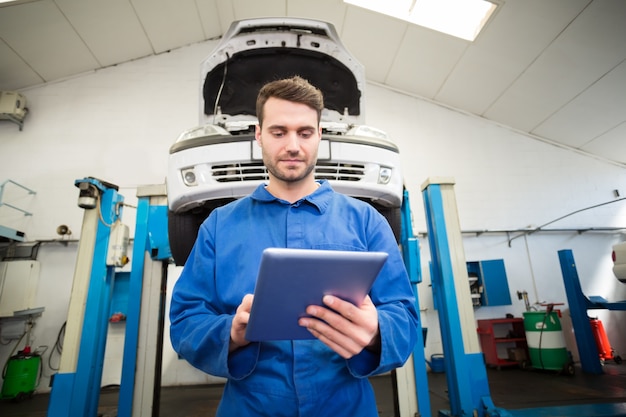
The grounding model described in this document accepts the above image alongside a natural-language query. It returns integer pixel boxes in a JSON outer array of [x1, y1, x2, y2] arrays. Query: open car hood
[[200, 17, 366, 127]]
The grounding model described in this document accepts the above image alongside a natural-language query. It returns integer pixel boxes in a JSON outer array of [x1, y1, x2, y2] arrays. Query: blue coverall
[[170, 180, 418, 417]]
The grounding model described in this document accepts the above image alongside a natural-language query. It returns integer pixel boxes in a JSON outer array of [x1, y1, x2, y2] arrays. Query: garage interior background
[[1, 0, 626, 391]]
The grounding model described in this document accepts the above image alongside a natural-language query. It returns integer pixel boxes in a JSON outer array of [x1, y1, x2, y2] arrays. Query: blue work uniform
[[170, 180, 418, 417]]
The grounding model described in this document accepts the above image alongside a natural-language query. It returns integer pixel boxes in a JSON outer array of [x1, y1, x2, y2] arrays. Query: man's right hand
[[229, 294, 254, 352]]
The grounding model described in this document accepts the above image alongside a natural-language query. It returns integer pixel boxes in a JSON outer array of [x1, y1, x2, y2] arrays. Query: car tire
[[169, 210, 207, 266], [168, 200, 235, 266], [374, 205, 402, 244]]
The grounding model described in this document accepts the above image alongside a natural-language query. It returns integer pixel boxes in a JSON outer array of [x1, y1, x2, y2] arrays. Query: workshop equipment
[[47, 180, 173, 417], [559, 249, 626, 375], [589, 317, 622, 364], [47, 178, 126, 417], [517, 290, 531, 311], [47, 180, 426, 417], [1, 347, 41, 401], [477, 317, 528, 369], [422, 177, 506, 417], [0, 91, 28, 130], [426, 354, 445, 373], [522, 307, 574, 375]]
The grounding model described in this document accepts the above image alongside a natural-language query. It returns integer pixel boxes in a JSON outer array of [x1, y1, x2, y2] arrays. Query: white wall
[[364, 83, 626, 362], [1, 38, 625, 393]]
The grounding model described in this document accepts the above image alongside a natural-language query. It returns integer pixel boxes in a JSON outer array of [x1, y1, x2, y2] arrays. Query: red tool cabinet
[[477, 318, 529, 369]]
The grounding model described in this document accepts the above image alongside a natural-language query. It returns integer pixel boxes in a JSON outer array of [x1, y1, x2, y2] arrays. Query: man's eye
[[271, 131, 284, 137], [300, 131, 313, 138]]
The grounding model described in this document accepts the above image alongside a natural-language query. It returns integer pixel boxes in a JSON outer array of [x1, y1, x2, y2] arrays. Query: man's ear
[[255, 124, 262, 145]]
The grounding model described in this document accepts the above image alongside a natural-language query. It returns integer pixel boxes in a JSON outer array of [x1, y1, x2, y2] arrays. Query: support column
[[395, 188, 430, 417], [48, 178, 125, 417], [422, 177, 509, 417], [117, 184, 171, 417]]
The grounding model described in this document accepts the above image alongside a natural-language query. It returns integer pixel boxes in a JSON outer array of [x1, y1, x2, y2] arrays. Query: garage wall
[[0, 38, 625, 392]]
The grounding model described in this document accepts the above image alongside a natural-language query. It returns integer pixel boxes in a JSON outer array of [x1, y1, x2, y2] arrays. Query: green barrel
[[1, 354, 41, 399], [523, 311, 569, 371]]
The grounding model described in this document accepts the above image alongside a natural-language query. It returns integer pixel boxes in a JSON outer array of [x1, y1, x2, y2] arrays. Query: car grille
[[212, 162, 267, 182], [211, 162, 365, 182]]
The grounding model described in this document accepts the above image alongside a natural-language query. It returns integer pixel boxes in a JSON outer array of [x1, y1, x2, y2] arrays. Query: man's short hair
[[256, 76, 324, 127]]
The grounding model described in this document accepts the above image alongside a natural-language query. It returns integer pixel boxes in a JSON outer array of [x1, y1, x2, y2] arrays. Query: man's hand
[[230, 294, 254, 352], [299, 295, 380, 359]]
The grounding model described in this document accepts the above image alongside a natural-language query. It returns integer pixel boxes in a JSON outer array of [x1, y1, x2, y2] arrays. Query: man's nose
[[285, 132, 300, 151]]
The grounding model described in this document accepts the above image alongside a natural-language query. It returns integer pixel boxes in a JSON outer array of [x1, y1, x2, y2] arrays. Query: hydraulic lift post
[[395, 188, 431, 417], [421, 177, 509, 417], [118, 184, 171, 417], [47, 178, 125, 417], [47, 180, 170, 417]]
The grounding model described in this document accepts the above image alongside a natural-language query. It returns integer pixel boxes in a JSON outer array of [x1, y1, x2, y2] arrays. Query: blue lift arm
[[558, 249, 626, 375]]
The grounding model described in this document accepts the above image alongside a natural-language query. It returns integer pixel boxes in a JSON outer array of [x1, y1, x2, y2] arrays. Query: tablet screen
[[245, 248, 388, 341]]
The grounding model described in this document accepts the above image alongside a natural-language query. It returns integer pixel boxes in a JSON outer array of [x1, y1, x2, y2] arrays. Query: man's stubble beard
[[264, 151, 317, 184]]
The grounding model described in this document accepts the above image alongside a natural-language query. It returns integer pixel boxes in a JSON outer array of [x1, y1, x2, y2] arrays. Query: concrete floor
[[1, 363, 625, 417]]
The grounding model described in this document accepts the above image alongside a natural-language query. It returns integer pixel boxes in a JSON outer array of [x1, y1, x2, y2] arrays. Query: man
[[169, 76, 418, 417]]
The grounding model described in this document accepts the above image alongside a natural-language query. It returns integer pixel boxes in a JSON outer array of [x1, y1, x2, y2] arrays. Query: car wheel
[[168, 199, 235, 266], [373, 205, 402, 244], [168, 210, 208, 266]]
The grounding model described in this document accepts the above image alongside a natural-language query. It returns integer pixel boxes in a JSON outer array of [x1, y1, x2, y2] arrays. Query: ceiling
[[1, 0, 625, 167]]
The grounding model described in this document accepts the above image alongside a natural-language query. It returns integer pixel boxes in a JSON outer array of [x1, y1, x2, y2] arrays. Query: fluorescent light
[[0, 0, 34, 5], [344, 0, 498, 41]]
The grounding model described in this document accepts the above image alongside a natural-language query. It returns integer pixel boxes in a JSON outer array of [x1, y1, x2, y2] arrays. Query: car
[[166, 17, 404, 266], [612, 241, 626, 283]]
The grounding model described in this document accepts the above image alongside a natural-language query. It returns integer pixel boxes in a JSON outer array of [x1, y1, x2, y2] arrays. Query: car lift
[[47, 178, 125, 417], [422, 178, 626, 417], [558, 249, 626, 375], [47, 178, 170, 417], [45, 177, 433, 417], [397, 188, 431, 417], [46, 176, 626, 417], [422, 178, 510, 417]]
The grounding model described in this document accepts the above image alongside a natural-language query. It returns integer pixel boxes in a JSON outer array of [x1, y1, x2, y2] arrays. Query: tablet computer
[[245, 247, 388, 341]]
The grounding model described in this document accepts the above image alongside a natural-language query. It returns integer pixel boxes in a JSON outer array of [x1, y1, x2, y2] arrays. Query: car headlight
[[378, 167, 392, 184], [176, 124, 230, 142], [182, 168, 197, 186]]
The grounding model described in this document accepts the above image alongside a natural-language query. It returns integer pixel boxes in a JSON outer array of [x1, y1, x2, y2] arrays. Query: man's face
[[255, 97, 321, 185]]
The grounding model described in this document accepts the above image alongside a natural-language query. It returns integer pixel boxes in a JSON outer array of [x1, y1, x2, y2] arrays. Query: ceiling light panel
[[344, 0, 498, 41]]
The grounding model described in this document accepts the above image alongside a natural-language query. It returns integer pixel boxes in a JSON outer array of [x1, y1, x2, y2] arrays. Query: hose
[[538, 312, 548, 370], [538, 304, 554, 370], [48, 321, 66, 371]]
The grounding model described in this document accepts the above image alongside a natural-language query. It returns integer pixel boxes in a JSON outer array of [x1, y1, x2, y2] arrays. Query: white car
[[612, 241, 626, 283], [166, 18, 404, 265]]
